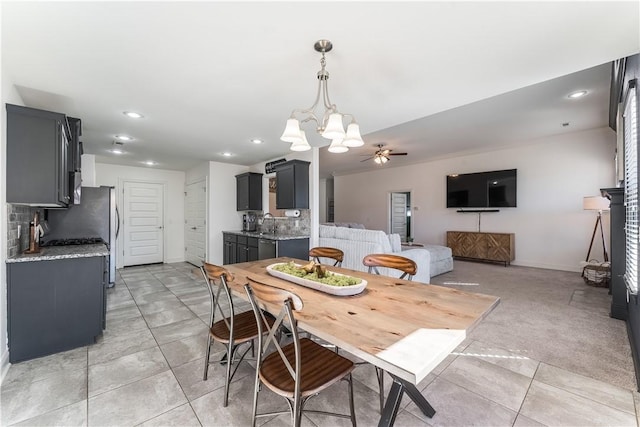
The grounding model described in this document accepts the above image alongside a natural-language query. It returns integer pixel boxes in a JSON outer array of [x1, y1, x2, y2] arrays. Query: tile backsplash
[[7, 204, 39, 258], [259, 209, 310, 235]]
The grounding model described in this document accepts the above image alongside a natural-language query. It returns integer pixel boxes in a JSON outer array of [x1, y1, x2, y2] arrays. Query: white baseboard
[[164, 257, 185, 264], [511, 260, 582, 273], [0, 348, 10, 384]]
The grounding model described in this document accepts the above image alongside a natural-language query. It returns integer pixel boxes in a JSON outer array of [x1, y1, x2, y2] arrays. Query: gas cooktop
[[41, 237, 106, 247]]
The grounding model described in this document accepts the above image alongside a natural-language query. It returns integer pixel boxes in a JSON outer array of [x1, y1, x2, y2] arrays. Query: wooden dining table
[[223, 257, 500, 427]]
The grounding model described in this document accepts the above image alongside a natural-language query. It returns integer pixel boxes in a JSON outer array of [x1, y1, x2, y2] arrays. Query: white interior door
[[185, 180, 207, 266], [123, 181, 164, 266], [391, 192, 408, 241]]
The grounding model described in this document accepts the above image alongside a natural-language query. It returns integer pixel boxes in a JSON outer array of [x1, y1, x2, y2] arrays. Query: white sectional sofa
[[318, 225, 431, 284]]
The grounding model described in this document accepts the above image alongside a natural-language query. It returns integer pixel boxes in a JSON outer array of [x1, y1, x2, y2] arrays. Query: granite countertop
[[7, 243, 109, 263], [223, 230, 310, 241]]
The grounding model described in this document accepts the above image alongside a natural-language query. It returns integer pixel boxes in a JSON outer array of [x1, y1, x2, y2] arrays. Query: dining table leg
[[378, 375, 436, 427]]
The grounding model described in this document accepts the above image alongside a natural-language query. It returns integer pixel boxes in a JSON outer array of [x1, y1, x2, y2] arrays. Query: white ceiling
[[2, 2, 639, 178]]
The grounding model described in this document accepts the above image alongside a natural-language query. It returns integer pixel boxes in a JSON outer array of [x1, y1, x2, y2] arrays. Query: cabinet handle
[[191, 227, 197, 230]]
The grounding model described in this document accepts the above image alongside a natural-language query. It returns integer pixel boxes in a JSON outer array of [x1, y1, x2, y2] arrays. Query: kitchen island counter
[[6, 243, 109, 263]]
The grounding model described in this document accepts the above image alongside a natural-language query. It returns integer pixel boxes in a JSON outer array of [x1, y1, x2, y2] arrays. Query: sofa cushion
[[349, 223, 366, 229], [388, 234, 402, 252], [319, 224, 337, 238], [422, 244, 453, 262]]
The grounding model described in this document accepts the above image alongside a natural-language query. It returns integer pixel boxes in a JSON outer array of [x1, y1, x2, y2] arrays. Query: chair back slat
[[309, 246, 344, 267], [200, 263, 235, 334], [363, 253, 417, 280], [245, 281, 304, 385]]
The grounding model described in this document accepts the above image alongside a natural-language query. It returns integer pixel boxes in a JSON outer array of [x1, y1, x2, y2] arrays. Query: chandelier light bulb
[[280, 118, 303, 143], [322, 113, 346, 140], [328, 139, 349, 154], [290, 131, 312, 151], [343, 123, 364, 147]]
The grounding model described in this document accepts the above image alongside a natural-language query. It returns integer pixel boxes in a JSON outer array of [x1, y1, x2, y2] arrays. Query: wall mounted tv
[[446, 169, 517, 208]]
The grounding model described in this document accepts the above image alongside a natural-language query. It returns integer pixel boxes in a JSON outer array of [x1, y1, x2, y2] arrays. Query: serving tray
[[266, 263, 368, 296]]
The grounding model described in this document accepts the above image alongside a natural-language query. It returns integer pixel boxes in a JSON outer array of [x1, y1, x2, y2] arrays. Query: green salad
[[272, 262, 362, 287]]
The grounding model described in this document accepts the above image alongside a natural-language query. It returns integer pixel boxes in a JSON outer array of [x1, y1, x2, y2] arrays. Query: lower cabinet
[[447, 231, 515, 266], [7, 256, 106, 363], [237, 236, 259, 263], [223, 233, 309, 264]]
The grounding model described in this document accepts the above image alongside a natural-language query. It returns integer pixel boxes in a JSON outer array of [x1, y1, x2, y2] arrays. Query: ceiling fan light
[[322, 113, 346, 140], [290, 131, 312, 151], [381, 155, 389, 163], [343, 123, 364, 147], [328, 138, 349, 154], [281, 118, 303, 143]]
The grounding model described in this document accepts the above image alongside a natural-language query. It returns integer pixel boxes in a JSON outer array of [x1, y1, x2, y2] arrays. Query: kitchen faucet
[[262, 212, 277, 234]]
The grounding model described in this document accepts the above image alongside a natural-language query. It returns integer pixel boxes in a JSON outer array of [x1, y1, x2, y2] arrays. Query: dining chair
[[244, 280, 357, 427], [200, 262, 271, 407], [309, 246, 344, 267], [363, 253, 417, 280], [362, 253, 418, 413]]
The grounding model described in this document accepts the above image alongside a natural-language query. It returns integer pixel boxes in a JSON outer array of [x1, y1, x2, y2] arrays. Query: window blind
[[624, 84, 638, 294]]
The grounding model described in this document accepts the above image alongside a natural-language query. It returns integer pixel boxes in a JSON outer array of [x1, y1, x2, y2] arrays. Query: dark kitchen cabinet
[[275, 160, 309, 209], [236, 172, 263, 211], [67, 117, 83, 204], [7, 256, 106, 363], [6, 104, 71, 207], [277, 238, 309, 260], [223, 233, 237, 264], [237, 236, 259, 263]]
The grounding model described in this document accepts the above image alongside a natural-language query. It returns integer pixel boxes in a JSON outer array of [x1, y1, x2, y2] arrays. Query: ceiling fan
[[361, 144, 408, 164]]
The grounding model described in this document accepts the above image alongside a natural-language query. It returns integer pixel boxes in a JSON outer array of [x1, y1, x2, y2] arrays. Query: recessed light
[[123, 111, 144, 119], [251, 139, 263, 144], [110, 149, 124, 155], [568, 90, 588, 99], [115, 135, 133, 141], [222, 152, 233, 157], [143, 160, 157, 166]]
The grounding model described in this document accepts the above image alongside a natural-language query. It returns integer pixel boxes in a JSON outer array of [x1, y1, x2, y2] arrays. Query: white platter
[[266, 263, 368, 296]]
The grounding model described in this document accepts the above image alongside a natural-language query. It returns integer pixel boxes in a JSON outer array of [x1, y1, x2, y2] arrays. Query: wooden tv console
[[447, 231, 515, 266]]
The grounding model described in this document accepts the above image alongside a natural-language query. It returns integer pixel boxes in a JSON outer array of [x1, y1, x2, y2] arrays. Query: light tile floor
[[1, 262, 639, 426]]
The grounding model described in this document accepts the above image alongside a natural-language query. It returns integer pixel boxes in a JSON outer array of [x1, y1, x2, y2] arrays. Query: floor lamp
[[583, 196, 610, 262]]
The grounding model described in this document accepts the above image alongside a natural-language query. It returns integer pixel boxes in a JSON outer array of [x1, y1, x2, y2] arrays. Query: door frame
[[117, 178, 168, 269], [388, 190, 412, 240], [184, 178, 208, 266]]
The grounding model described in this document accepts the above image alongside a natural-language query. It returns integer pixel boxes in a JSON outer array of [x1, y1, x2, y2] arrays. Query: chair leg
[[202, 334, 212, 381], [376, 367, 385, 414], [223, 343, 236, 407], [348, 373, 357, 427], [251, 369, 260, 427]]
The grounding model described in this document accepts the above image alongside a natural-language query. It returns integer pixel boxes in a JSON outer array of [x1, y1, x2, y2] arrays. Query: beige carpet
[[431, 260, 636, 391]]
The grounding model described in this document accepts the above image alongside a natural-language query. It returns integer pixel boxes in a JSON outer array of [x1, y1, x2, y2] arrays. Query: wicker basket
[[582, 261, 611, 288]]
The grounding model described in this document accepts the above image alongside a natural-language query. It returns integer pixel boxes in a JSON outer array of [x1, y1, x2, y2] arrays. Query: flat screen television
[[446, 169, 517, 208]]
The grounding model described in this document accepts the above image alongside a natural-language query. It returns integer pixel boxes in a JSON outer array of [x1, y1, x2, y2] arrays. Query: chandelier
[[280, 40, 364, 153]]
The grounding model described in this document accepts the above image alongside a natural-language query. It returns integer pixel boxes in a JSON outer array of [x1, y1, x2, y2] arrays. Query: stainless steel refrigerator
[[44, 186, 119, 285]]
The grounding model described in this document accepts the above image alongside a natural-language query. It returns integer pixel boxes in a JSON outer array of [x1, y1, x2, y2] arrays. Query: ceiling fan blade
[[360, 156, 375, 162], [389, 152, 408, 156]]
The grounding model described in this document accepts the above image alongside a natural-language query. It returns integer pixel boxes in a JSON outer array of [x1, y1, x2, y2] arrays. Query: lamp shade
[[583, 196, 610, 211], [290, 131, 311, 151], [342, 123, 364, 147], [280, 119, 303, 143], [328, 139, 349, 153], [321, 113, 346, 140]]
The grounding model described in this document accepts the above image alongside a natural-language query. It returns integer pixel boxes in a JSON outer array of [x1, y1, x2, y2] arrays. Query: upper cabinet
[[6, 104, 76, 207], [275, 160, 309, 210], [236, 172, 263, 211]]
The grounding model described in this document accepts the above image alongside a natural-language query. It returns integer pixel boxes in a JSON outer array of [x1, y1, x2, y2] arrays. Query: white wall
[[334, 127, 616, 272], [0, 63, 26, 381], [95, 163, 186, 265], [319, 178, 327, 224], [205, 161, 248, 265]]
